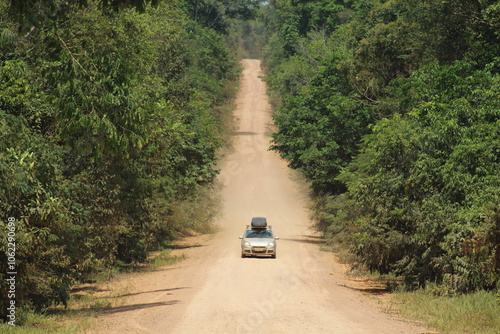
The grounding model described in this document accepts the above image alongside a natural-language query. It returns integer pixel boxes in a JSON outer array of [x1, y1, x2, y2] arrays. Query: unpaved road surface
[[86, 59, 432, 334]]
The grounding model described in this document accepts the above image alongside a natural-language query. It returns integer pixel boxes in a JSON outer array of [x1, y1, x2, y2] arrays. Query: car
[[239, 217, 279, 258]]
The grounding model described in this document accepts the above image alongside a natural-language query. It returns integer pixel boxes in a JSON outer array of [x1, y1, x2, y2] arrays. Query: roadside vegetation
[[2, 0, 499, 332], [394, 287, 500, 334], [254, 0, 500, 332], [0, 0, 258, 327]]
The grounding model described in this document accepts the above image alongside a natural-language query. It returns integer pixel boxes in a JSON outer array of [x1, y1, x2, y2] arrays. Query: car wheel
[[271, 254, 276, 259], [241, 253, 246, 258]]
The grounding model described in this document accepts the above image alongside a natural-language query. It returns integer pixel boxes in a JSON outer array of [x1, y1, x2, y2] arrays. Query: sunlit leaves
[[1, 0, 237, 316], [334, 64, 500, 290], [262, 0, 500, 292]]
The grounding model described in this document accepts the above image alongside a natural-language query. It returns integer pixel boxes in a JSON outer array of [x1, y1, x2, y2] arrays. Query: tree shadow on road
[[48, 299, 180, 317], [166, 244, 205, 250], [280, 235, 326, 245], [106, 287, 190, 299], [232, 131, 259, 136], [96, 300, 180, 315]]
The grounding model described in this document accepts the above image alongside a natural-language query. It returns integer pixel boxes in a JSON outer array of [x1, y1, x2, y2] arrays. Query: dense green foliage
[[261, 0, 500, 293], [0, 0, 249, 321]]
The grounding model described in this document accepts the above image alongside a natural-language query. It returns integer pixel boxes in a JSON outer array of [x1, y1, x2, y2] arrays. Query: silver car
[[240, 225, 279, 258]]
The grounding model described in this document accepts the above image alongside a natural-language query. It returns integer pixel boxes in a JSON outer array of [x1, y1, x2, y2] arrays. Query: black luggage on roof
[[251, 217, 267, 228]]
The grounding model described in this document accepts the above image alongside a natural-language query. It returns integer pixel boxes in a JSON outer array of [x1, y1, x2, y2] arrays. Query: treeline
[[0, 0, 256, 320], [260, 0, 500, 294]]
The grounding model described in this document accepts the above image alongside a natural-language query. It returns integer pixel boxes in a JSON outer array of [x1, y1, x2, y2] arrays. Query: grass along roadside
[[391, 287, 500, 334], [147, 249, 187, 269], [0, 310, 85, 334], [337, 269, 500, 334], [0, 241, 192, 334], [319, 243, 499, 334]]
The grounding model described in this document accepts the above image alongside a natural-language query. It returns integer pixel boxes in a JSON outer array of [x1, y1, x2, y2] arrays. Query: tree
[[1, 0, 239, 318], [261, 0, 500, 292]]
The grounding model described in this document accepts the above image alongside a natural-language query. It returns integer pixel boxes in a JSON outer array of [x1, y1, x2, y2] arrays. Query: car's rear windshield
[[245, 229, 273, 238]]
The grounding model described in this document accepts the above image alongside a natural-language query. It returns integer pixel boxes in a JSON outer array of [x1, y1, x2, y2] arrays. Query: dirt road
[[87, 59, 431, 334]]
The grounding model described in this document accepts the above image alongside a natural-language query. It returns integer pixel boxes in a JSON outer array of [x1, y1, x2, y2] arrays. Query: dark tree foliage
[[0, 0, 240, 320], [177, 0, 261, 33], [261, 0, 500, 292]]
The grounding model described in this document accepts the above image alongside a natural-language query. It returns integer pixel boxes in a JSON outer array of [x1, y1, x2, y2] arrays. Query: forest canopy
[[260, 0, 500, 293], [0, 0, 255, 320], [1, 0, 499, 323]]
